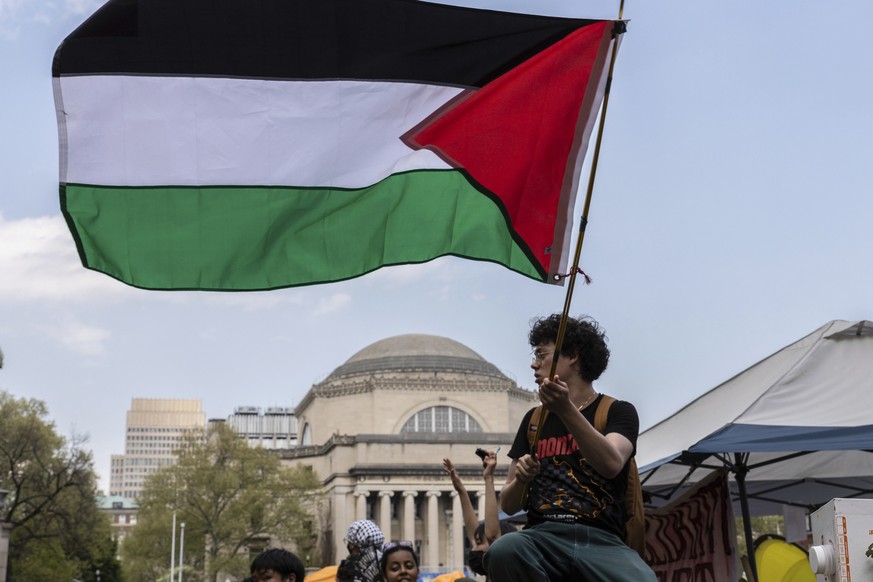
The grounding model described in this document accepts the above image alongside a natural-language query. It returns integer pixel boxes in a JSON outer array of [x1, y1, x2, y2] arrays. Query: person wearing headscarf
[[339, 519, 384, 582]]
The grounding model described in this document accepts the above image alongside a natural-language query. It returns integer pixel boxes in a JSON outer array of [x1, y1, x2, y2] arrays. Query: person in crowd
[[443, 451, 515, 578], [484, 314, 655, 581], [248, 548, 305, 582], [336, 558, 356, 582], [339, 518, 385, 582], [469, 520, 516, 577], [378, 541, 420, 582]]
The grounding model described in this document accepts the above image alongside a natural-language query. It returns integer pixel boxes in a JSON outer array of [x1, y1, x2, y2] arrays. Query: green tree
[[736, 514, 785, 556], [122, 423, 322, 582], [0, 391, 122, 581]]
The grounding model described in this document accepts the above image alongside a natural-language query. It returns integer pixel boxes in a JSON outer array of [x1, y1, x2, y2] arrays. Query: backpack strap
[[594, 394, 616, 433]]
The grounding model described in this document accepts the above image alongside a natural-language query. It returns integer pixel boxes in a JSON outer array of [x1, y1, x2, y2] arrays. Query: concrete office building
[[282, 334, 537, 573], [224, 406, 298, 449], [109, 399, 206, 500]]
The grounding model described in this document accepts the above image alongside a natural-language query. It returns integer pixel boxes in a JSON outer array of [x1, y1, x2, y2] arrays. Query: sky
[[1, 0, 872, 493]]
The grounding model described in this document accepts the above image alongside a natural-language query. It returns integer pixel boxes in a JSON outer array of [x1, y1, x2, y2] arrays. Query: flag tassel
[[553, 267, 592, 285]]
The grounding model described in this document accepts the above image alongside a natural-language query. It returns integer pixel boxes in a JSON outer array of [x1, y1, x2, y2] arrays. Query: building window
[[401, 406, 482, 433]]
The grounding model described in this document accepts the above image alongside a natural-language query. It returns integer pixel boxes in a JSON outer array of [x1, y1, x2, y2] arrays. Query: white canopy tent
[[636, 320, 873, 578]]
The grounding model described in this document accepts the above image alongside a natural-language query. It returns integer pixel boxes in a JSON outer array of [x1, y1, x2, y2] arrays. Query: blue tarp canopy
[[638, 320, 873, 516]]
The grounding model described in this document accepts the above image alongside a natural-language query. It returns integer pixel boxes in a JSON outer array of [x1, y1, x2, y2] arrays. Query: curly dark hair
[[528, 314, 610, 382], [250, 548, 305, 581]]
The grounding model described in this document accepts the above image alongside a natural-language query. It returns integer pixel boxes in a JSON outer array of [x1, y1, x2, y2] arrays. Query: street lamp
[[0, 489, 9, 582], [95, 568, 100, 582], [177, 522, 185, 582], [170, 512, 176, 582]]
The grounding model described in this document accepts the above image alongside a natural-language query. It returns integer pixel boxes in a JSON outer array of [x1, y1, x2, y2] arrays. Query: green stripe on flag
[[63, 170, 544, 290]]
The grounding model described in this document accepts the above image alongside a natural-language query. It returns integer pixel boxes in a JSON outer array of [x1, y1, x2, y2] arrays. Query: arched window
[[401, 406, 482, 433]]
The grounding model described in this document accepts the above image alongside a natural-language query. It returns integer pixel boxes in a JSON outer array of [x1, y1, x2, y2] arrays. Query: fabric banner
[[53, 0, 620, 291], [645, 470, 737, 582]]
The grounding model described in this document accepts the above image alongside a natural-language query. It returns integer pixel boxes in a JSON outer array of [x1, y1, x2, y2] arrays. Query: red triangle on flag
[[405, 20, 614, 277]]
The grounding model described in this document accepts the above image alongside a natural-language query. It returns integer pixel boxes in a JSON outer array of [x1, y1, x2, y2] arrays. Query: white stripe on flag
[[58, 76, 461, 188]]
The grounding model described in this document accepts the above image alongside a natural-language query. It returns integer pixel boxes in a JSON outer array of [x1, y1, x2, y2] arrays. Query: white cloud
[[61, 0, 101, 16], [0, 0, 26, 38], [0, 0, 101, 38], [313, 293, 351, 316], [203, 291, 305, 312], [0, 215, 333, 311], [0, 214, 129, 302], [365, 258, 460, 289], [38, 315, 111, 356], [197, 328, 218, 341]]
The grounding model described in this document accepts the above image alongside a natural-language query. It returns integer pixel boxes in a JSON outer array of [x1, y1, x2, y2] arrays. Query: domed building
[[282, 334, 537, 573]]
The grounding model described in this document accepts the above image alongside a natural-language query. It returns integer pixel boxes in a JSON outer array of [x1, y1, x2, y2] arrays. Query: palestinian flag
[[53, 0, 622, 291]]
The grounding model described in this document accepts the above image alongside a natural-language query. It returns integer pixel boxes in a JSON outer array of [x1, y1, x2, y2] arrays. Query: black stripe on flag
[[54, 0, 602, 88]]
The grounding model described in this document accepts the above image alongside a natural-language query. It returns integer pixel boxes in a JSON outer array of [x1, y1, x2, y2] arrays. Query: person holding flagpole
[[484, 314, 655, 581]]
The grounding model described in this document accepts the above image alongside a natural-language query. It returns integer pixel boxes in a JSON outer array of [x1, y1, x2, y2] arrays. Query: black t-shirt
[[508, 395, 639, 537]]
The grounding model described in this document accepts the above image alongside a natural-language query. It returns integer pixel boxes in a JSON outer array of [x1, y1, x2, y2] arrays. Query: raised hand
[[442, 458, 464, 491]]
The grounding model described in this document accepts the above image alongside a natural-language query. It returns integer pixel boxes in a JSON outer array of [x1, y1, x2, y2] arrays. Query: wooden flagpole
[[528, 0, 626, 460]]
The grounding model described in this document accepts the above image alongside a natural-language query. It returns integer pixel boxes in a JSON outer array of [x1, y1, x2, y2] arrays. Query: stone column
[[334, 486, 356, 565], [450, 491, 465, 572], [402, 491, 417, 543], [477, 490, 486, 522], [379, 491, 394, 542], [425, 491, 441, 571], [355, 490, 369, 521]]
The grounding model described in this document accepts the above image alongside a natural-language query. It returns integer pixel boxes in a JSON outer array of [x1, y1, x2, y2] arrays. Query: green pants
[[484, 520, 656, 582]]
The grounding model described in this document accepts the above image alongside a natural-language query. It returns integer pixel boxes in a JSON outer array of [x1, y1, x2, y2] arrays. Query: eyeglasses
[[531, 348, 553, 363], [383, 540, 415, 551]]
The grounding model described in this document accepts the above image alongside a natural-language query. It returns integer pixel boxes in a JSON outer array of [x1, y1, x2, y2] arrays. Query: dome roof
[[326, 334, 507, 380]]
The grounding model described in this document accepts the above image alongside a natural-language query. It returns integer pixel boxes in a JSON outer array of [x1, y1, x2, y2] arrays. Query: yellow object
[[430, 571, 466, 582], [754, 538, 815, 582], [304, 565, 339, 582]]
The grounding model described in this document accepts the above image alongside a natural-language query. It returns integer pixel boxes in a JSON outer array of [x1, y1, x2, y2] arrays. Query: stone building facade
[[97, 494, 140, 545], [282, 334, 537, 573]]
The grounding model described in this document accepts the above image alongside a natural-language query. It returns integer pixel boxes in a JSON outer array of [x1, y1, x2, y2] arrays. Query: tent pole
[[734, 453, 757, 582]]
